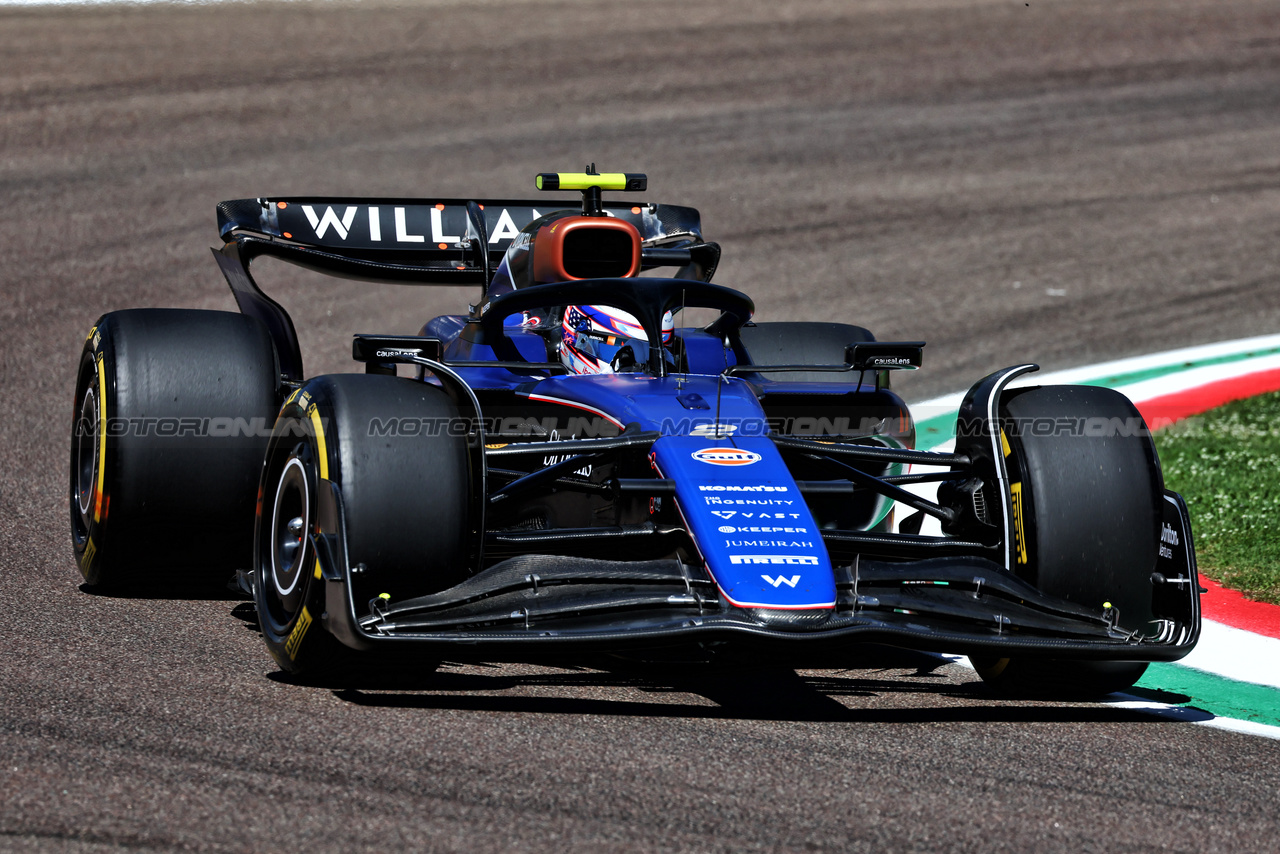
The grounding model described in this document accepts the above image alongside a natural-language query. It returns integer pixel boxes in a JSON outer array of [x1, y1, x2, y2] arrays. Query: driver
[[560, 304, 675, 375]]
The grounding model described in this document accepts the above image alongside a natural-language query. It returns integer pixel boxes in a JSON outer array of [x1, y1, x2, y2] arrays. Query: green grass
[[1154, 391, 1280, 605]]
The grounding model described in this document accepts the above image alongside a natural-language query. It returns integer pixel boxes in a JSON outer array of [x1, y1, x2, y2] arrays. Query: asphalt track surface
[[4, 0, 1280, 850]]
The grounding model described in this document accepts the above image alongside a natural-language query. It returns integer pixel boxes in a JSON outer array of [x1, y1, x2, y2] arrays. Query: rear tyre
[[254, 374, 472, 675], [70, 310, 279, 590], [739, 321, 874, 383], [974, 385, 1162, 698]]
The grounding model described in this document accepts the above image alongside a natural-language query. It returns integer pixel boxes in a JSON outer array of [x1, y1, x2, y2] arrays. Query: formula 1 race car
[[69, 170, 1202, 697]]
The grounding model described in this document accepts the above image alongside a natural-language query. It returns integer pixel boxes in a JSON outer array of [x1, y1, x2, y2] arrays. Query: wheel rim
[[269, 455, 311, 607], [75, 383, 99, 520]]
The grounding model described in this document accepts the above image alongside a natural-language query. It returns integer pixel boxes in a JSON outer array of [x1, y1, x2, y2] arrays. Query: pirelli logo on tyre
[[1010, 481, 1028, 565], [285, 606, 313, 661], [691, 447, 762, 466]]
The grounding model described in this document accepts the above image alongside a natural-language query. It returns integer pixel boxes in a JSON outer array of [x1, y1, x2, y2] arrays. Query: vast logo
[[761, 574, 801, 588], [691, 447, 762, 466]]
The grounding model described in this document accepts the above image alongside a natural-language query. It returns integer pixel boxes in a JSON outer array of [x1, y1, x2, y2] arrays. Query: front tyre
[[970, 656, 1148, 699], [973, 385, 1163, 698], [255, 374, 473, 675]]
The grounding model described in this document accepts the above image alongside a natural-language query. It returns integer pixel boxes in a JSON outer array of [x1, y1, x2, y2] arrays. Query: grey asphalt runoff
[[3, 1, 1280, 851]]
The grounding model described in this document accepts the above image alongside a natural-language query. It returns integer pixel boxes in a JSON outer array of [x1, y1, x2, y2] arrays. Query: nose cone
[[650, 434, 837, 615]]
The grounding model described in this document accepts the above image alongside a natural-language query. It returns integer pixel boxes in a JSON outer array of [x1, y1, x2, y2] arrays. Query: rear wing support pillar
[[212, 242, 305, 383]]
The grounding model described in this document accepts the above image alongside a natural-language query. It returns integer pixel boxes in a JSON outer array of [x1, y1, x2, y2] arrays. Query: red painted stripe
[[1135, 368, 1280, 429], [1199, 577, 1280, 639], [524, 393, 626, 429], [1128, 367, 1280, 638]]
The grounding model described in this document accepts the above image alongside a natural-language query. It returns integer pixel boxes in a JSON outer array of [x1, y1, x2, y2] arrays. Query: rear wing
[[213, 196, 706, 382], [216, 197, 704, 286]]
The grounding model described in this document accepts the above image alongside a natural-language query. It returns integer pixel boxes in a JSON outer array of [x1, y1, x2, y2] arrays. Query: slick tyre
[[739, 322, 874, 383], [255, 374, 472, 676], [969, 656, 1149, 699], [973, 385, 1163, 698], [70, 310, 280, 590]]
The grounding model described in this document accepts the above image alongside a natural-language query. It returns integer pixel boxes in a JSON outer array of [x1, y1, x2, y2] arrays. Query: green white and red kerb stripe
[[910, 333, 1280, 449]]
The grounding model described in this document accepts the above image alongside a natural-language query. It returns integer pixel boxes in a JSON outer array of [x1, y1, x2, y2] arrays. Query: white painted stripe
[[524, 393, 626, 429], [943, 655, 1280, 740], [1178, 619, 1280, 691], [1105, 697, 1280, 741], [1191, 715, 1280, 741]]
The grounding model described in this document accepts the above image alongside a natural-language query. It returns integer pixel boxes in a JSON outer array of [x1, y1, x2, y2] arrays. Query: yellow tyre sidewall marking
[[306, 403, 327, 580], [1002, 429, 1028, 566], [1010, 482, 1028, 565], [94, 354, 107, 523], [285, 605, 312, 661], [306, 403, 328, 479]]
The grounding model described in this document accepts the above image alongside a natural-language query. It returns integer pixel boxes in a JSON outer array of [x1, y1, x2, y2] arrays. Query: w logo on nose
[[761, 574, 801, 588]]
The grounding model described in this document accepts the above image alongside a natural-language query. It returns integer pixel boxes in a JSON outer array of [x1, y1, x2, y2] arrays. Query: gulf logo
[[691, 447, 762, 466]]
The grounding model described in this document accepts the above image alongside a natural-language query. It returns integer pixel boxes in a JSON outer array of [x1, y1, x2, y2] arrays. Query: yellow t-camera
[[535, 172, 647, 192]]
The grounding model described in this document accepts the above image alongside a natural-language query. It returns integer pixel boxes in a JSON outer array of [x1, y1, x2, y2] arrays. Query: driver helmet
[[560, 305, 675, 375]]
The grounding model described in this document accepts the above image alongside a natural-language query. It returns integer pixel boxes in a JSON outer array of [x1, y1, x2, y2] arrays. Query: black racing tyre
[[969, 656, 1149, 700], [974, 384, 1163, 698], [739, 321, 874, 383], [254, 373, 473, 675], [70, 310, 280, 590]]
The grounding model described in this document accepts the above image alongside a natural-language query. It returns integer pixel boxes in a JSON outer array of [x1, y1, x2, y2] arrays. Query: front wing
[[308, 479, 1200, 664]]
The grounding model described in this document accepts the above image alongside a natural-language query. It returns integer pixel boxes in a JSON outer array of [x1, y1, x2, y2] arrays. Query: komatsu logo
[[761, 574, 802, 588], [699, 484, 787, 492]]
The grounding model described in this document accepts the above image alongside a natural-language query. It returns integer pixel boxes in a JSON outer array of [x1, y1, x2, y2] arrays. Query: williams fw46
[[69, 171, 1200, 697]]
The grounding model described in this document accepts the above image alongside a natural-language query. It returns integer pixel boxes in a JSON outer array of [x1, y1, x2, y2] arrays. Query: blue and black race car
[[69, 171, 1201, 697]]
